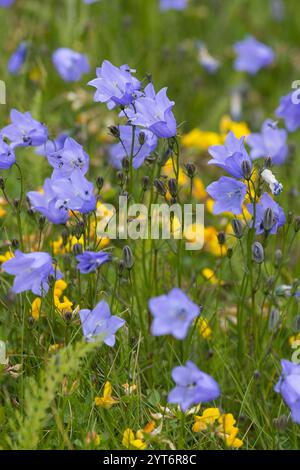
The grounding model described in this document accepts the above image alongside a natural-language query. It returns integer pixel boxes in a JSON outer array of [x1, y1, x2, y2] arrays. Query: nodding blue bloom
[[1, 109, 48, 148], [49, 169, 96, 214], [160, 0, 187, 10], [0, 0, 15, 6], [247, 120, 288, 165], [8, 41, 27, 75], [52, 48, 90, 82], [168, 361, 220, 412], [88, 60, 141, 110], [247, 192, 285, 234], [0, 135, 15, 169], [79, 300, 125, 346], [76, 251, 111, 274], [276, 93, 300, 132], [47, 137, 89, 177], [35, 133, 68, 157], [206, 176, 247, 215], [234, 36, 275, 75], [208, 132, 252, 179], [2, 250, 62, 296], [27, 178, 70, 225], [109, 125, 158, 170], [197, 42, 220, 74], [275, 359, 300, 424], [125, 83, 177, 138], [149, 288, 200, 340]]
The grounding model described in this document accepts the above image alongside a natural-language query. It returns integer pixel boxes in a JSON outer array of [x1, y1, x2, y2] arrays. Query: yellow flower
[[197, 316, 212, 340], [192, 408, 220, 432], [95, 381, 119, 409], [0, 197, 7, 217], [202, 268, 218, 284], [31, 298, 41, 320], [220, 115, 250, 140], [54, 279, 67, 298], [205, 198, 214, 214], [122, 383, 137, 395], [122, 428, 147, 450], [192, 176, 206, 200], [53, 280, 73, 313], [217, 413, 243, 449], [48, 343, 64, 353], [289, 332, 300, 346], [182, 129, 221, 150], [0, 250, 14, 263]]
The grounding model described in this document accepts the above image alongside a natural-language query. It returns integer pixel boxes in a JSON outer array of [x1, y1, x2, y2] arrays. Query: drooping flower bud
[[217, 231, 226, 246], [263, 207, 274, 231], [154, 178, 167, 196], [96, 176, 104, 191], [108, 125, 120, 139], [242, 160, 252, 180], [294, 216, 300, 233], [138, 132, 146, 146], [252, 242, 264, 263], [231, 218, 243, 238], [73, 243, 83, 256], [268, 308, 280, 331], [185, 162, 196, 178], [274, 249, 282, 268], [168, 178, 177, 198], [123, 245, 134, 270], [142, 175, 150, 191]]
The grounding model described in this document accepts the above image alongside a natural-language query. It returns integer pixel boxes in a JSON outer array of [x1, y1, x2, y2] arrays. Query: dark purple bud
[[252, 242, 264, 264]]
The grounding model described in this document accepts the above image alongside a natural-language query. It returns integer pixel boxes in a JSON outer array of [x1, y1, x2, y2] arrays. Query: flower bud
[[263, 207, 274, 231], [117, 260, 125, 277], [287, 211, 294, 225], [293, 315, 300, 332], [96, 176, 104, 191], [294, 216, 300, 233], [108, 125, 120, 139], [13, 198, 20, 208], [123, 245, 134, 270], [231, 218, 243, 238], [168, 178, 177, 198], [268, 308, 280, 331], [142, 175, 150, 191], [274, 249, 282, 268], [138, 132, 146, 146], [264, 156, 272, 169], [117, 171, 124, 185], [73, 243, 83, 255], [185, 162, 196, 178], [0, 176, 5, 190], [61, 228, 69, 246], [217, 231, 226, 246], [227, 247, 233, 259], [122, 157, 130, 171], [11, 239, 19, 249], [253, 370, 261, 380], [154, 178, 167, 196], [252, 242, 264, 264], [38, 215, 46, 230], [242, 160, 251, 180], [64, 311, 72, 322]]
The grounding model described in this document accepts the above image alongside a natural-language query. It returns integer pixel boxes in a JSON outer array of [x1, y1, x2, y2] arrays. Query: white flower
[[261, 169, 283, 195]]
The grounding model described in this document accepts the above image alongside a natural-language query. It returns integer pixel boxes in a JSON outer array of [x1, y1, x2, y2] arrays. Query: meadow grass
[[0, 0, 300, 450]]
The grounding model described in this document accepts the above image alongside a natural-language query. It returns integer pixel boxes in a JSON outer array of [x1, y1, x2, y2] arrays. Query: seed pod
[[217, 231, 226, 246], [154, 178, 167, 196], [123, 245, 134, 270], [108, 125, 120, 139], [268, 308, 280, 331], [185, 162, 196, 178], [168, 178, 177, 197], [142, 175, 150, 191], [231, 218, 243, 238], [96, 176, 104, 191], [242, 160, 251, 180], [263, 207, 274, 231], [252, 241, 264, 264]]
